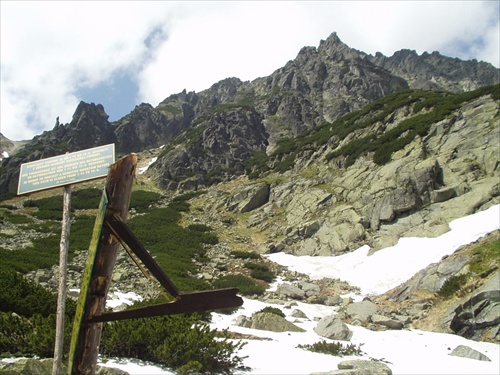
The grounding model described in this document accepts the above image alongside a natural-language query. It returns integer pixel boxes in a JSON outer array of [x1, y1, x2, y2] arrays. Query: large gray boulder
[[387, 254, 470, 301], [277, 283, 307, 300], [312, 359, 392, 375], [314, 316, 353, 341], [346, 300, 378, 322], [228, 182, 270, 213], [235, 312, 305, 333], [449, 271, 500, 341], [448, 345, 491, 362]]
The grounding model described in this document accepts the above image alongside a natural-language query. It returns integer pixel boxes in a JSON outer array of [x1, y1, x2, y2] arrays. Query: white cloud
[[1, 1, 498, 141]]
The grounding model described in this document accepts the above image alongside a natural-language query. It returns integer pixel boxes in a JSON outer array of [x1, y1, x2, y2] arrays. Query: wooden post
[[52, 184, 71, 375], [70, 154, 137, 375]]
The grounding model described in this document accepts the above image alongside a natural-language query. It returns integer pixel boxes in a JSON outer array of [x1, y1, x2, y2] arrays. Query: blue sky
[[1, 1, 499, 141], [78, 70, 139, 122]]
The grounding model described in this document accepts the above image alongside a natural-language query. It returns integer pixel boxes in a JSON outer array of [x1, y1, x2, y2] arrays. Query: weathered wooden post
[[69, 154, 137, 375], [67, 150, 242, 373], [17, 144, 116, 374], [52, 184, 71, 375]]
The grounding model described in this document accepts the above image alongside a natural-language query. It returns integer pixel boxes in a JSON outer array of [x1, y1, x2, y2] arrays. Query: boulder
[[370, 314, 404, 330], [431, 186, 456, 203], [277, 283, 306, 300], [291, 309, 308, 319], [346, 300, 378, 322], [236, 312, 305, 333], [448, 345, 491, 362], [387, 254, 470, 301], [337, 360, 392, 375], [229, 182, 270, 213], [448, 271, 500, 341], [0, 358, 55, 375], [314, 316, 353, 341], [312, 359, 392, 375], [298, 281, 321, 297]]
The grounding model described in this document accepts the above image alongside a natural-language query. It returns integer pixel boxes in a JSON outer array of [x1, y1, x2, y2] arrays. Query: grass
[[297, 340, 364, 357], [244, 84, 500, 176]]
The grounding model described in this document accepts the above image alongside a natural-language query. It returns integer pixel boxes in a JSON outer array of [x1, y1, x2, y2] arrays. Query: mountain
[[1, 31, 499, 374], [1, 32, 498, 194]]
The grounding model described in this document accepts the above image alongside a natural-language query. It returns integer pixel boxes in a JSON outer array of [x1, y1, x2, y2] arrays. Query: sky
[[1, 1, 499, 141], [95, 203, 500, 374]]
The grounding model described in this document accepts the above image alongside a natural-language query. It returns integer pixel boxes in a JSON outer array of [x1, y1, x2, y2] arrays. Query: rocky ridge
[[0, 31, 499, 374], [1, 32, 498, 194], [5, 85, 499, 347]]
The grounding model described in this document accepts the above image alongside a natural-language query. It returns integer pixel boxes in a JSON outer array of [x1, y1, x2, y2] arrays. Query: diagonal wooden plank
[[105, 213, 180, 298], [85, 288, 243, 323]]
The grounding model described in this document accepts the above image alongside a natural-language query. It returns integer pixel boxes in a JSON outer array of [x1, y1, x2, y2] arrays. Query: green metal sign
[[17, 144, 115, 195], [68, 188, 108, 374]]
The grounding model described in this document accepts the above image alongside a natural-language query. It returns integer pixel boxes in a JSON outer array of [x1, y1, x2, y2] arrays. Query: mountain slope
[[1, 32, 498, 195]]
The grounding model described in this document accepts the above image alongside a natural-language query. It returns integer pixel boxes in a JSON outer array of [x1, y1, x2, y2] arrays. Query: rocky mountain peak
[[72, 101, 109, 122], [63, 101, 115, 151], [317, 32, 364, 60], [1, 32, 498, 196]]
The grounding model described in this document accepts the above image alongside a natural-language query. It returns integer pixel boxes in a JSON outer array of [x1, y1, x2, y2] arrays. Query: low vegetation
[[244, 261, 275, 282], [0, 270, 76, 358], [257, 306, 285, 318], [100, 299, 246, 373], [0, 189, 247, 371], [297, 340, 364, 357], [212, 274, 266, 296], [438, 236, 499, 298], [230, 250, 261, 259], [244, 84, 500, 176]]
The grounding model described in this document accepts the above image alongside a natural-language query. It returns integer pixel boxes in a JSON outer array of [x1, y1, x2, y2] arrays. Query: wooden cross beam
[[68, 154, 243, 375], [83, 213, 242, 324]]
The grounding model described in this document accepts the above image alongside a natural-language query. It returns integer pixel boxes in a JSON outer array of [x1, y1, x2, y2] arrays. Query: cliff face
[[182, 88, 499, 256], [1, 32, 498, 195]]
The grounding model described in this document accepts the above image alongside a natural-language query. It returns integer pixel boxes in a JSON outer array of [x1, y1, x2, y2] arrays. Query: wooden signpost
[[19, 147, 243, 375], [17, 144, 115, 375], [17, 144, 115, 195], [67, 154, 243, 374]]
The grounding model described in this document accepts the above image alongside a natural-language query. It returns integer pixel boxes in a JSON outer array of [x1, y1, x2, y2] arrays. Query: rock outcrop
[[448, 271, 500, 341], [235, 312, 305, 333]]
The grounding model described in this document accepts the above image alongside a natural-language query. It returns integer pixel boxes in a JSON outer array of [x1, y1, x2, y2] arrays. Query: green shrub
[[4, 213, 34, 224], [0, 214, 92, 274], [257, 306, 285, 318], [0, 270, 76, 318], [469, 238, 500, 275], [438, 274, 470, 298], [212, 274, 265, 296], [158, 104, 182, 115], [72, 188, 103, 209], [0, 192, 16, 202], [0, 271, 75, 358], [244, 262, 275, 282], [100, 312, 245, 373], [126, 192, 217, 292], [0, 204, 17, 210], [187, 223, 212, 232], [244, 150, 269, 178], [0, 312, 32, 355], [298, 340, 364, 357], [130, 190, 163, 211]]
